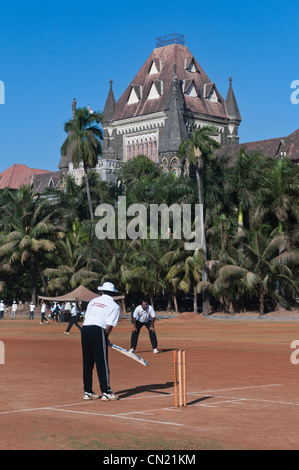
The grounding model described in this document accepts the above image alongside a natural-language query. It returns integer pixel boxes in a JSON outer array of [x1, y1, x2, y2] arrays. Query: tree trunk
[[33, 255, 49, 297], [193, 285, 198, 313], [195, 169, 210, 315], [173, 295, 178, 314], [228, 301, 234, 314], [31, 256, 37, 304], [84, 167, 94, 222], [259, 291, 265, 315]]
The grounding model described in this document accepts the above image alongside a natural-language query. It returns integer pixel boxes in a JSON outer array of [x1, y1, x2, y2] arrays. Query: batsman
[[81, 282, 120, 401]]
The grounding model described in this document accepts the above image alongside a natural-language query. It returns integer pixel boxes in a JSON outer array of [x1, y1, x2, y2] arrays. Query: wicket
[[173, 349, 186, 407]]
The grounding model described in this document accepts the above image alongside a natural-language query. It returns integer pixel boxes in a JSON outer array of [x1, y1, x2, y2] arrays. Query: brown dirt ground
[[1, 307, 299, 451]]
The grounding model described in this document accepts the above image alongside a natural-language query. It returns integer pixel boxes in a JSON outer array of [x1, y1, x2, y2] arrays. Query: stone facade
[[101, 41, 242, 177]]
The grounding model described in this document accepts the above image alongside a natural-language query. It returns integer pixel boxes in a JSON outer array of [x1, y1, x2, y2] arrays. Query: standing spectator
[[129, 299, 159, 354], [53, 303, 60, 322], [29, 301, 35, 320], [0, 300, 5, 319], [40, 301, 48, 324], [65, 302, 82, 334], [50, 302, 56, 321], [11, 301, 17, 319], [64, 301, 71, 322], [60, 302, 65, 322]]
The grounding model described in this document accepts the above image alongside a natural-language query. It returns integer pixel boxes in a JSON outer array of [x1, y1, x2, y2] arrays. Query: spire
[[59, 98, 76, 171], [72, 97, 77, 119], [103, 80, 116, 123], [225, 77, 241, 122], [159, 65, 188, 154]]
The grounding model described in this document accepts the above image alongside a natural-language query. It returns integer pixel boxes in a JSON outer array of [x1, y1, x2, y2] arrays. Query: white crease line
[[0, 384, 285, 417], [196, 399, 245, 407], [210, 395, 299, 408], [116, 411, 155, 416], [46, 407, 184, 427], [190, 384, 283, 394]]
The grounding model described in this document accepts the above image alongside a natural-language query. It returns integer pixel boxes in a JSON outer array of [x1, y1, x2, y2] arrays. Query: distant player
[[29, 301, 35, 320], [129, 300, 159, 354]]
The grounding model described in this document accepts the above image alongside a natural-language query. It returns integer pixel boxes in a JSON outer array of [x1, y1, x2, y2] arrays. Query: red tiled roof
[[218, 128, 299, 163], [113, 44, 230, 121], [0, 164, 51, 190], [32, 171, 61, 191]]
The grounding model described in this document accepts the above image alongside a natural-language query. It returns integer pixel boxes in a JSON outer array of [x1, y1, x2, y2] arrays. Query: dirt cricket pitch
[[1, 311, 299, 450]]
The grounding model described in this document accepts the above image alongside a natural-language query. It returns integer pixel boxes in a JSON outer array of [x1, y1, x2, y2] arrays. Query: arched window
[[153, 137, 158, 162], [127, 143, 131, 160]]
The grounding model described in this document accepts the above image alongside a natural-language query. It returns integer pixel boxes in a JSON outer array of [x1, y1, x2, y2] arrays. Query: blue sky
[[0, 0, 298, 173]]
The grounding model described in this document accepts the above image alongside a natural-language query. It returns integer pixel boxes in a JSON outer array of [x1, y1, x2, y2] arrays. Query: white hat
[[97, 282, 118, 293], [72, 302, 76, 306]]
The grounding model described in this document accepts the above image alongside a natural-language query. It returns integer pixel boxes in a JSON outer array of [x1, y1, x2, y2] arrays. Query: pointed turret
[[159, 65, 188, 155], [226, 77, 241, 122], [102, 81, 116, 159], [103, 80, 116, 124], [225, 78, 241, 145]]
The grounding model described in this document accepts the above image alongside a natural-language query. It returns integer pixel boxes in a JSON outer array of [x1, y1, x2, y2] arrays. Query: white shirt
[[71, 305, 77, 316], [0, 302, 5, 311], [12, 303, 17, 312], [133, 305, 156, 323], [41, 303, 46, 313], [30, 304, 35, 312], [83, 294, 120, 329]]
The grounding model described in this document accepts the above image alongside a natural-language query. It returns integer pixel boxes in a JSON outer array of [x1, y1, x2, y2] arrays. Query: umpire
[[81, 282, 120, 401]]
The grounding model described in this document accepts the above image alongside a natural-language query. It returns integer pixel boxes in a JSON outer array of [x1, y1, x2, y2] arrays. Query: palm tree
[[44, 225, 100, 294], [121, 239, 166, 308], [0, 186, 65, 301], [177, 248, 205, 313], [178, 125, 221, 315], [259, 157, 299, 234], [160, 238, 187, 313], [61, 107, 103, 222], [212, 229, 299, 315], [228, 150, 273, 232]]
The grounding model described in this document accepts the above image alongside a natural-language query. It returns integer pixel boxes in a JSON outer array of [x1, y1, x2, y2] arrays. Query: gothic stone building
[[101, 35, 241, 176], [56, 35, 298, 188]]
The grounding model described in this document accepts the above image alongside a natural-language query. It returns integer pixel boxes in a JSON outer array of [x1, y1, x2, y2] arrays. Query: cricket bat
[[109, 342, 149, 366]]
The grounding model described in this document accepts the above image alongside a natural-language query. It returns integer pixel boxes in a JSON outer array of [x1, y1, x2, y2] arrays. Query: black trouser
[[41, 312, 47, 322], [81, 325, 111, 394], [130, 320, 158, 350], [65, 316, 82, 332]]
